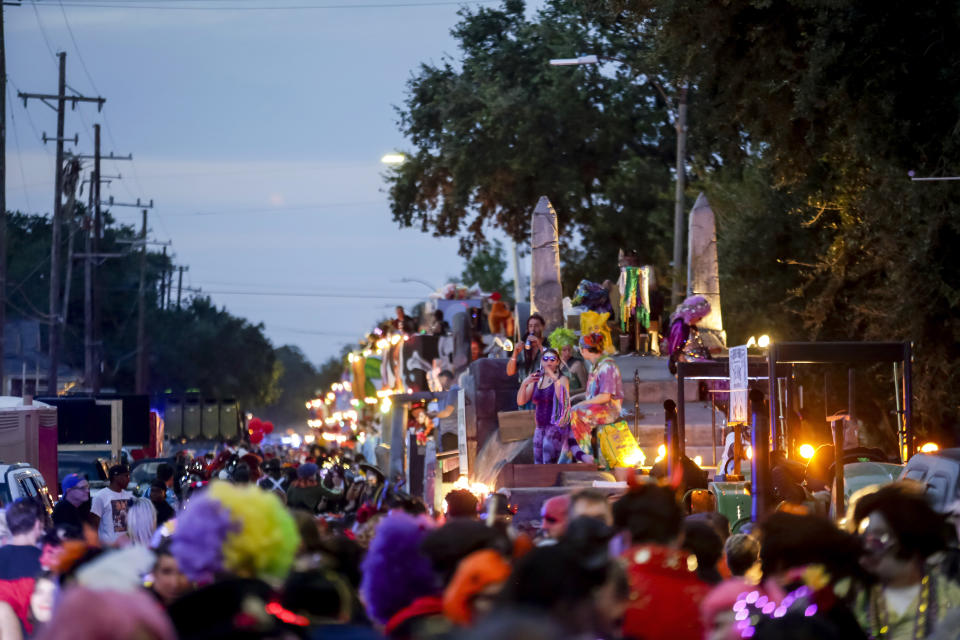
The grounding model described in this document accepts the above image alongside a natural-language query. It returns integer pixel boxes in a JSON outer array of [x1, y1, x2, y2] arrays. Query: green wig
[[548, 327, 578, 350]]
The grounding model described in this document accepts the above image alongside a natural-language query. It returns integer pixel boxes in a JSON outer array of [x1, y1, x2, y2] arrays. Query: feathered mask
[[578, 331, 606, 352]]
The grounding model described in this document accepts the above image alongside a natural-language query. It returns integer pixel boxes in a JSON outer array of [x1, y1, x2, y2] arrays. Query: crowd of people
[[0, 433, 953, 640]]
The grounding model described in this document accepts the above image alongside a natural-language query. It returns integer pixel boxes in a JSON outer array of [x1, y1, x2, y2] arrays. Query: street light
[[394, 277, 437, 292], [381, 153, 406, 165], [548, 53, 689, 307], [548, 55, 599, 66]]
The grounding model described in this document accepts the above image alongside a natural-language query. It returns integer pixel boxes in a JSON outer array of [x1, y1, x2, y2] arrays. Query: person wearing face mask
[[850, 482, 960, 640]]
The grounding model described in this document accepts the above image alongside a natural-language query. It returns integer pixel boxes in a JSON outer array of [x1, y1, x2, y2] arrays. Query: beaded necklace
[[867, 573, 935, 640]]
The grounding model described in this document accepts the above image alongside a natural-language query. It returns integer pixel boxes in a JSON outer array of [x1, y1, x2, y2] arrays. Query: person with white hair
[[125, 498, 157, 547]]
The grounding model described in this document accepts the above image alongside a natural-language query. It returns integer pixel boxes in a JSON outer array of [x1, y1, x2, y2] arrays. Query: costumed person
[[407, 402, 435, 498], [359, 511, 441, 639], [561, 332, 623, 464], [170, 482, 299, 586], [850, 482, 960, 640], [665, 295, 713, 375], [166, 482, 301, 639], [614, 483, 709, 640], [442, 549, 511, 626], [548, 328, 587, 394], [429, 310, 450, 336], [516, 348, 571, 464], [486, 292, 514, 337]]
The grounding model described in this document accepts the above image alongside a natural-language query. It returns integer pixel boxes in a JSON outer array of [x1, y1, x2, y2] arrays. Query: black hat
[[167, 578, 285, 640], [359, 463, 385, 483], [108, 464, 129, 480]]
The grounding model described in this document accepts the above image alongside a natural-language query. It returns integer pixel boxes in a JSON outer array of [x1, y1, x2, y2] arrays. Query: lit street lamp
[[549, 54, 689, 307], [381, 153, 406, 165]]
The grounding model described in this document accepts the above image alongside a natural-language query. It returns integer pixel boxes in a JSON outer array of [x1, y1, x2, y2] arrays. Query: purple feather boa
[[359, 511, 438, 625], [170, 496, 237, 584]]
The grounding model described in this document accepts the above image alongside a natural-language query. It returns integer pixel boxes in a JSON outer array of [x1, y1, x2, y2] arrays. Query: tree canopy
[[386, 0, 677, 290], [6, 211, 284, 409], [459, 239, 514, 299], [389, 0, 960, 437]]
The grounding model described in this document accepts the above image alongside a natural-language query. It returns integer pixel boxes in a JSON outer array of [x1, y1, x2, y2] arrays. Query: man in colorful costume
[[561, 332, 623, 463]]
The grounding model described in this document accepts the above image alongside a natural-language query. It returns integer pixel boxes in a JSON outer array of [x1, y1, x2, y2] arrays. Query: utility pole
[[165, 265, 174, 310], [74, 130, 130, 393], [158, 246, 167, 310], [135, 209, 147, 394], [0, 2, 7, 395], [47, 53, 67, 396], [0, 1, 20, 395], [83, 126, 104, 392], [18, 53, 105, 394], [671, 85, 688, 307], [177, 265, 188, 309], [102, 195, 156, 393], [60, 158, 81, 326], [83, 161, 94, 391]]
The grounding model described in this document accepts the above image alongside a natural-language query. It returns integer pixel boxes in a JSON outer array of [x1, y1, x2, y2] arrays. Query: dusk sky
[[5, 0, 545, 364]]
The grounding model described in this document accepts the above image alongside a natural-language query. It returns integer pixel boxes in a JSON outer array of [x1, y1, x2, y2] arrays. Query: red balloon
[[249, 417, 263, 431], [250, 431, 264, 444], [263, 422, 274, 434]]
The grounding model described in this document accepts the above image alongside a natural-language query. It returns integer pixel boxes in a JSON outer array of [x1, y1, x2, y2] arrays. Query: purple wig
[[359, 510, 438, 625], [170, 496, 237, 584]]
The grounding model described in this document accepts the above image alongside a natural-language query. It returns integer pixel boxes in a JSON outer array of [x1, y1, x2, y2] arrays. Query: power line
[[6, 77, 52, 158], [6, 84, 33, 212], [57, 0, 100, 94], [181, 288, 426, 300], [163, 200, 381, 217], [100, 164, 385, 181], [49, 0, 499, 10], [265, 325, 360, 337], [51, 0, 174, 244], [29, 1, 58, 63], [60, 0, 482, 3]]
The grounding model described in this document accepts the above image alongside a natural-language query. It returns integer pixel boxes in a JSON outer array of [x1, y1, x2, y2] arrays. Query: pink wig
[[35, 587, 175, 640]]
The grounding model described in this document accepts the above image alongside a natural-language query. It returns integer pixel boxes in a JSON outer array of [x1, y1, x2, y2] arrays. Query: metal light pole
[[671, 86, 687, 307], [549, 55, 688, 306]]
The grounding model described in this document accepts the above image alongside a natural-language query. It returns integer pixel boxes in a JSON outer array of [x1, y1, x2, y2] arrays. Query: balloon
[[249, 417, 263, 433], [263, 422, 274, 434], [250, 431, 264, 445]]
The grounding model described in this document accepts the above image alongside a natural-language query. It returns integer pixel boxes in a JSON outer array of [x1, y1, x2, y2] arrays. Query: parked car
[[130, 456, 176, 497], [57, 452, 110, 496]]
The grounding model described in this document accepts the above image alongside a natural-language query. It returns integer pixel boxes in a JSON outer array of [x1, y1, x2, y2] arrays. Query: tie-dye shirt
[[587, 356, 623, 403]]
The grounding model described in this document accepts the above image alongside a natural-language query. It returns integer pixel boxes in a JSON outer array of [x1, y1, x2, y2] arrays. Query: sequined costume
[[561, 355, 622, 463], [621, 544, 709, 640], [531, 379, 571, 464]]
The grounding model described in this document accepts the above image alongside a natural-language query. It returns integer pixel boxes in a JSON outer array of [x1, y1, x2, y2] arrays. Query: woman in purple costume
[[516, 348, 571, 464]]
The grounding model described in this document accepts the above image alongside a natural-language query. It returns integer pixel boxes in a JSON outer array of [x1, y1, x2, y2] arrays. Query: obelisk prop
[[530, 196, 564, 332], [686, 192, 724, 340]]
